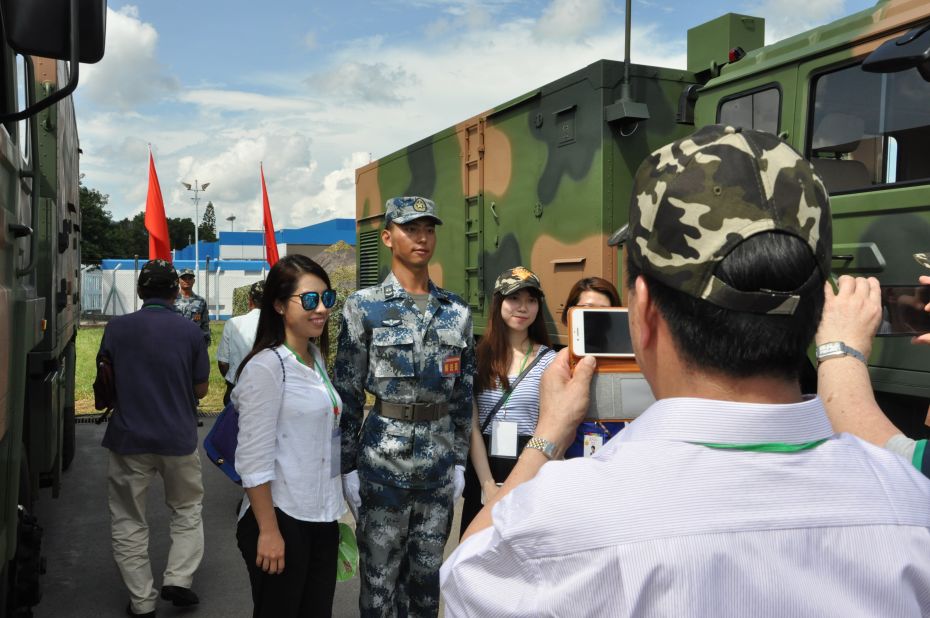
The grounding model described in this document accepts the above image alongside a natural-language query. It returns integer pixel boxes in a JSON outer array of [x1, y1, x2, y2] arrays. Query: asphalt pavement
[[32, 419, 466, 617]]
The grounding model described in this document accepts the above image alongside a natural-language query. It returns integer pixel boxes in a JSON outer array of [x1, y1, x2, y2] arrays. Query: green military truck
[[356, 0, 930, 434], [0, 0, 105, 614]]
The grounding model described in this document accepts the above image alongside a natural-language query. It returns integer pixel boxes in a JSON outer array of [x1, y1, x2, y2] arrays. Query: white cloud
[[303, 31, 318, 50], [747, 0, 847, 42], [177, 89, 314, 114], [535, 0, 608, 42], [311, 62, 420, 104], [80, 5, 178, 110]]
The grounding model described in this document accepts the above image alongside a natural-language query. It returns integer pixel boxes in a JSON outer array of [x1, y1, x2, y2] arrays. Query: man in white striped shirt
[[440, 126, 930, 617]]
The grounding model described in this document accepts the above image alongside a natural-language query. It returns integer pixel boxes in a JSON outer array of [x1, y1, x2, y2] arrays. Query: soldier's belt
[[376, 400, 449, 422]]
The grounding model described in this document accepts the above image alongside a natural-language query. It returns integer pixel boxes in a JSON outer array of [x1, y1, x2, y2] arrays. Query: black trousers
[[459, 433, 532, 538], [236, 507, 339, 618]]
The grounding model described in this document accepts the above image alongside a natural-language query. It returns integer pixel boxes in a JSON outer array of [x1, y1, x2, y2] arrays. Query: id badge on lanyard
[[490, 418, 519, 458]]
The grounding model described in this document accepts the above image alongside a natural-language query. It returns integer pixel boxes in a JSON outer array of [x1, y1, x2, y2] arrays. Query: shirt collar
[[142, 298, 174, 310], [619, 396, 834, 446], [381, 271, 447, 302]]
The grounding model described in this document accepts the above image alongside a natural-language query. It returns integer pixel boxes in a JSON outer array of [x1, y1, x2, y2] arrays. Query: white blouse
[[233, 344, 346, 522]]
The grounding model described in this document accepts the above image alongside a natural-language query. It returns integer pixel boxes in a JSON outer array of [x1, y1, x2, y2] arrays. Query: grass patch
[[76, 321, 228, 414]]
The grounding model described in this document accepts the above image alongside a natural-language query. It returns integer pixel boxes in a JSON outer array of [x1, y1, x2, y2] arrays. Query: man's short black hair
[[626, 231, 824, 380], [138, 285, 177, 302]]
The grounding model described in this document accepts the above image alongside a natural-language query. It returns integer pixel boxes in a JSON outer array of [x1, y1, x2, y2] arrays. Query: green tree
[[79, 178, 114, 263], [110, 212, 148, 259], [199, 201, 217, 242], [168, 217, 195, 250]]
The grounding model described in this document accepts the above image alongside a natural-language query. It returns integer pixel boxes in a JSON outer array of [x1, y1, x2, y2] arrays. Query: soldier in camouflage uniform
[[334, 196, 475, 617], [174, 268, 211, 345]]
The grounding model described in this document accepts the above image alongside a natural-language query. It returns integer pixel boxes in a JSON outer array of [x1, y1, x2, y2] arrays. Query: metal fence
[[81, 266, 103, 313]]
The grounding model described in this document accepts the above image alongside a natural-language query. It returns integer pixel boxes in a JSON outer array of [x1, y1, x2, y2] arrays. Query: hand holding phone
[[567, 307, 655, 421], [878, 285, 930, 336]]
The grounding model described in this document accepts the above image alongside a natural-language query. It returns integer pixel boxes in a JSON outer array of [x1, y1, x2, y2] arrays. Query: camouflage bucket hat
[[384, 196, 443, 226], [494, 266, 544, 297], [138, 259, 179, 290], [178, 268, 195, 278], [609, 124, 831, 315], [249, 279, 265, 303]]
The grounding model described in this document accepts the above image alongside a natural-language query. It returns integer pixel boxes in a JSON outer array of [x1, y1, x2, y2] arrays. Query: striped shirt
[[441, 396, 930, 617], [476, 347, 555, 437]]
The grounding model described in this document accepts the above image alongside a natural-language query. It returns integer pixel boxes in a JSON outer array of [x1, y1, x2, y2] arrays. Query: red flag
[[261, 164, 280, 267], [144, 150, 171, 261]]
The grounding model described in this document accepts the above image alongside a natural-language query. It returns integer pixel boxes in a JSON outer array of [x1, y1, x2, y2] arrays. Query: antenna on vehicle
[[605, 0, 650, 130]]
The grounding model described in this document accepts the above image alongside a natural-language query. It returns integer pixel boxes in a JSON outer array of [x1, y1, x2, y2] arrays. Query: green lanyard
[[695, 439, 826, 453], [501, 341, 533, 412], [314, 357, 340, 427], [283, 344, 340, 426]]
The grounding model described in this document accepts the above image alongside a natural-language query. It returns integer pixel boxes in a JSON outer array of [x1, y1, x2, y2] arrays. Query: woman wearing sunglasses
[[232, 254, 344, 618]]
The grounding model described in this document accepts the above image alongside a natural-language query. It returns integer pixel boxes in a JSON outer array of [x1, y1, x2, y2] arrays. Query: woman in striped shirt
[[459, 266, 555, 536]]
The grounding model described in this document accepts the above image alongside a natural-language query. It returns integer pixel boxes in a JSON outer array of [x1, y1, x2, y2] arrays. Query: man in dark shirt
[[98, 259, 210, 617]]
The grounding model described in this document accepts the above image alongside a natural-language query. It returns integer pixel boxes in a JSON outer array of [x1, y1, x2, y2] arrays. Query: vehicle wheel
[[61, 406, 75, 472]]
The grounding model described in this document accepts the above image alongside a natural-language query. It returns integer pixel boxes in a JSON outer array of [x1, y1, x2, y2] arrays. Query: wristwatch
[[815, 341, 867, 366], [525, 436, 559, 460]]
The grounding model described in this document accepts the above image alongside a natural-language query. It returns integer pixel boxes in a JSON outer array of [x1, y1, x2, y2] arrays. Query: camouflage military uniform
[[174, 292, 211, 344], [335, 270, 475, 617]]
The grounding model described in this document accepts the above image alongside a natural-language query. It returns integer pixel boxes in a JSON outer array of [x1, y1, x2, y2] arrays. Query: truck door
[[798, 50, 930, 417]]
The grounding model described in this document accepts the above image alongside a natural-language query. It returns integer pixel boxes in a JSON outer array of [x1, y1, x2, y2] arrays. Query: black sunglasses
[[291, 289, 337, 311]]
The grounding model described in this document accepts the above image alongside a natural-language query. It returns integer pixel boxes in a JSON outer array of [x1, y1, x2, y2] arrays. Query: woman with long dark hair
[[459, 266, 555, 536], [233, 254, 344, 618]]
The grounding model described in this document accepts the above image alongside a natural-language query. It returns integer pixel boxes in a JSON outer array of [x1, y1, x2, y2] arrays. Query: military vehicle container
[[357, 0, 930, 434], [0, 0, 105, 613]]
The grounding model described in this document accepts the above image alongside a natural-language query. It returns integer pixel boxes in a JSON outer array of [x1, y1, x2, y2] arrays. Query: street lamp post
[[226, 214, 236, 232], [182, 180, 210, 294]]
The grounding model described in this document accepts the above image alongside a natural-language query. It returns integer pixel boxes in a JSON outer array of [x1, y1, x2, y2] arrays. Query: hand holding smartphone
[[878, 285, 930, 336], [567, 307, 655, 421]]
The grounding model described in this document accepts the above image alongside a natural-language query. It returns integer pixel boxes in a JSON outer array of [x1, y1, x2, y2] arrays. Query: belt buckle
[[401, 404, 415, 421]]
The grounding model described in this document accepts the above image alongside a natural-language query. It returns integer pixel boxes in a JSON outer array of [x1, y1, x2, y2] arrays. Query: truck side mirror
[[862, 23, 930, 81], [0, 0, 107, 122], [0, 0, 106, 63]]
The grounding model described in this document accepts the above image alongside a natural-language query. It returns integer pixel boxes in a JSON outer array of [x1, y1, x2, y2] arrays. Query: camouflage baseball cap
[[494, 266, 544, 297], [384, 196, 443, 226], [138, 259, 179, 290], [609, 124, 831, 315], [249, 279, 265, 303], [178, 268, 195, 278]]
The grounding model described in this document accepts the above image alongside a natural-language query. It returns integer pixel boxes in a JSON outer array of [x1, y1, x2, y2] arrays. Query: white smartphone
[[569, 307, 635, 358]]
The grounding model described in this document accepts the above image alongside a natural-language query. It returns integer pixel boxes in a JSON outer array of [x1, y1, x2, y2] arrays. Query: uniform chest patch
[[442, 356, 461, 377]]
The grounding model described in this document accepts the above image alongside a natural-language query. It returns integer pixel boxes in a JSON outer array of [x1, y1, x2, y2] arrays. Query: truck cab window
[[809, 63, 930, 194], [718, 87, 779, 134]]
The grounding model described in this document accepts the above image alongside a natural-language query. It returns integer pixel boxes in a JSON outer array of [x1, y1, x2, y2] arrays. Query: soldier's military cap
[[609, 124, 831, 315], [384, 196, 443, 226], [494, 266, 544, 297], [249, 279, 265, 303], [178, 268, 195, 278], [138, 259, 179, 290]]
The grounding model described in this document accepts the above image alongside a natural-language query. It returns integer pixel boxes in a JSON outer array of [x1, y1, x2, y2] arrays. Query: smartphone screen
[[878, 285, 930, 336], [572, 308, 634, 356]]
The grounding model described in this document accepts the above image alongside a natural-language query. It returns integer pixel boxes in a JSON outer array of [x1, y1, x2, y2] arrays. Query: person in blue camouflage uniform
[[174, 268, 211, 344], [334, 196, 475, 617]]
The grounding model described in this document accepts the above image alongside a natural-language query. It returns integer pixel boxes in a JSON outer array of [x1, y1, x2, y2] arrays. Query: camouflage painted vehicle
[[0, 1, 105, 614], [693, 0, 930, 432], [357, 0, 930, 433]]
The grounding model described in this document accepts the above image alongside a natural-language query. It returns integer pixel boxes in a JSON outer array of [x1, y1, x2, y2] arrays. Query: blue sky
[[74, 0, 874, 235]]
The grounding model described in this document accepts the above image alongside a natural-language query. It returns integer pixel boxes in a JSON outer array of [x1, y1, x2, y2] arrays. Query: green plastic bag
[[336, 523, 358, 581]]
